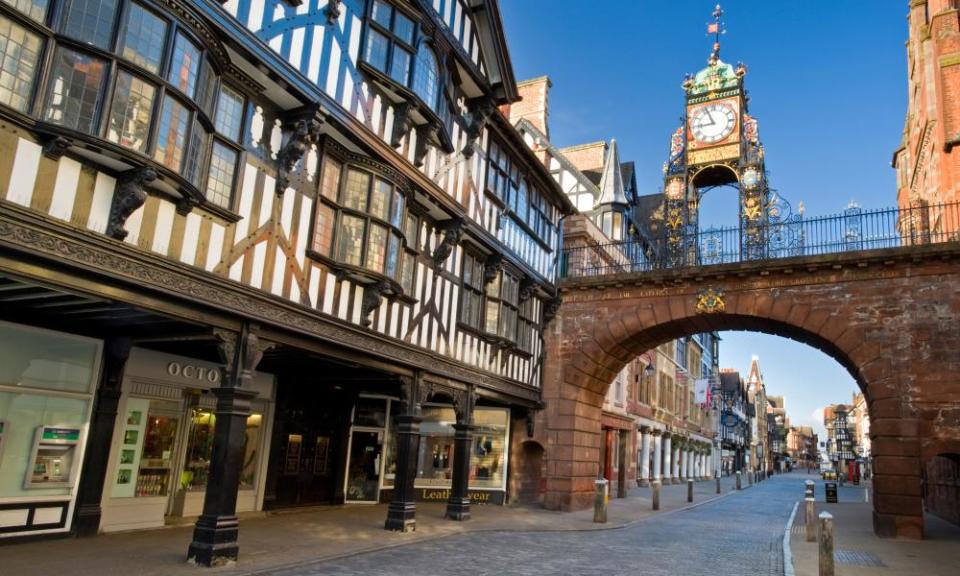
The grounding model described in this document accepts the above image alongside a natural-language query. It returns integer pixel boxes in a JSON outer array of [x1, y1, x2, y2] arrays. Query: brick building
[[894, 0, 960, 528], [893, 0, 960, 237]]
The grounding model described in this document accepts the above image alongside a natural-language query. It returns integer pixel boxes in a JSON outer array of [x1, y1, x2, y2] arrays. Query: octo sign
[[166, 361, 221, 384]]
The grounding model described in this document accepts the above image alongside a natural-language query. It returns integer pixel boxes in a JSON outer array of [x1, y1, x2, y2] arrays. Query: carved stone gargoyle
[[275, 117, 323, 196], [543, 295, 562, 325], [107, 167, 157, 240], [432, 218, 464, 268]]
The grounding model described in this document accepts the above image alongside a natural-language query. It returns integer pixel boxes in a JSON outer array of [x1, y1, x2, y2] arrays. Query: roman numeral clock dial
[[690, 103, 737, 144]]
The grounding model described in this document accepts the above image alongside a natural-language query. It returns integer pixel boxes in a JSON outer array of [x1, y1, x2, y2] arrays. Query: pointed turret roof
[[595, 139, 628, 207]]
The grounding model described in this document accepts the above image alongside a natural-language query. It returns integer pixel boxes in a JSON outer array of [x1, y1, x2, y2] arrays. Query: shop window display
[[182, 408, 262, 491]]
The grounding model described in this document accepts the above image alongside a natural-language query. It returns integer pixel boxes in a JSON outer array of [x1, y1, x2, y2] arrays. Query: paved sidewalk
[[0, 475, 745, 576], [789, 479, 960, 576]]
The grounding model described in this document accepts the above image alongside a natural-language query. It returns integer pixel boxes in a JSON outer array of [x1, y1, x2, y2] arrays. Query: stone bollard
[[652, 481, 661, 511], [715, 474, 721, 494], [736, 471, 742, 490], [819, 512, 834, 576], [593, 478, 608, 523], [748, 470, 754, 486], [687, 479, 694, 503], [805, 480, 816, 543]]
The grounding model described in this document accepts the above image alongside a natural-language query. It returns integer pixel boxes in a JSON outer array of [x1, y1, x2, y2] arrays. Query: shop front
[[99, 348, 275, 533], [0, 321, 102, 539], [383, 404, 510, 506]]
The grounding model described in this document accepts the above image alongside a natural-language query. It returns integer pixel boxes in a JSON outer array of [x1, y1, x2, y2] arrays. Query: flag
[[707, 22, 719, 34], [695, 378, 709, 405]]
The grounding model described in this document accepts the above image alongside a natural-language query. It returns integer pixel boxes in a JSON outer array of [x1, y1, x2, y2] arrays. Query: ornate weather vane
[[707, 4, 726, 64]]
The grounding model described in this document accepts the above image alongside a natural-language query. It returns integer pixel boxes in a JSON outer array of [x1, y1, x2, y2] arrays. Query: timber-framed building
[[0, 0, 571, 563]]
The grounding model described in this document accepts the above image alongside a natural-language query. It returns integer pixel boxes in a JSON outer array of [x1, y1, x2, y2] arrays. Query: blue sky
[[500, 1, 907, 436]]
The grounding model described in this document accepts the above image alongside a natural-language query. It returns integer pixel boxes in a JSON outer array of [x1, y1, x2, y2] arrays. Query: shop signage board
[[416, 488, 506, 505]]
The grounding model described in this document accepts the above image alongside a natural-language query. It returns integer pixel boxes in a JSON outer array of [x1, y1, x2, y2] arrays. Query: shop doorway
[[266, 384, 350, 508], [345, 430, 382, 502]]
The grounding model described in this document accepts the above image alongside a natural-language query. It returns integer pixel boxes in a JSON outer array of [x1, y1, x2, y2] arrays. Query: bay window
[[311, 155, 413, 289], [0, 0, 250, 214]]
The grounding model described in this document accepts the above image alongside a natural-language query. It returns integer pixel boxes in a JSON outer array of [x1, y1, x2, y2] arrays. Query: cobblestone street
[[260, 476, 799, 576]]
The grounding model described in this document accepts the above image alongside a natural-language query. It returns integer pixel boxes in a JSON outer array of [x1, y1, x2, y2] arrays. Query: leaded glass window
[[62, 0, 118, 50], [0, 15, 41, 113], [44, 48, 107, 133], [205, 141, 236, 209], [119, 3, 167, 74], [413, 45, 438, 111], [168, 32, 200, 99], [153, 94, 190, 170], [1, 0, 48, 23], [214, 85, 244, 142], [107, 71, 155, 152]]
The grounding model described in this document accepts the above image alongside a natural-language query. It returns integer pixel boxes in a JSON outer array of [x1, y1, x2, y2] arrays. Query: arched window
[[413, 44, 439, 111]]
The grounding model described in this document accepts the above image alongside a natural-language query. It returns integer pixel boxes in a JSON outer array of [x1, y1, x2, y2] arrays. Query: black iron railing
[[560, 201, 960, 278]]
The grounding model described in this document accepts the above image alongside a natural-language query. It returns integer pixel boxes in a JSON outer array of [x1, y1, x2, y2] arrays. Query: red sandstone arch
[[538, 244, 960, 539]]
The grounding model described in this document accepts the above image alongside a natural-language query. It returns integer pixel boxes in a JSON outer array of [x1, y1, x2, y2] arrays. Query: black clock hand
[[702, 109, 715, 126]]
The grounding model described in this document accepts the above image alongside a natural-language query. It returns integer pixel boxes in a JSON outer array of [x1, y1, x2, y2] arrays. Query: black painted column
[[74, 338, 132, 537], [385, 375, 422, 531], [445, 386, 476, 521], [187, 324, 268, 567]]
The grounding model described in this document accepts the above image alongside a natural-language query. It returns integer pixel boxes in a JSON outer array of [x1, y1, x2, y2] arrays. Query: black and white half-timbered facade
[[0, 0, 571, 563]]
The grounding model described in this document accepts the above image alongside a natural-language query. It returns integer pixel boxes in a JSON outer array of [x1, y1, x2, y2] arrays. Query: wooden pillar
[[445, 385, 476, 521], [74, 337, 132, 537], [187, 323, 270, 567], [385, 373, 422, 532]]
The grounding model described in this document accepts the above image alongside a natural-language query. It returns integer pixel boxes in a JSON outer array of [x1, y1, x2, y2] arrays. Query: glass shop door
[[344, 430, 383, 503]]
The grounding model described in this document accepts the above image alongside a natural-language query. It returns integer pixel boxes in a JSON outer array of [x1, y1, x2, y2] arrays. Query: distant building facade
[[506, 77, 719, 495]]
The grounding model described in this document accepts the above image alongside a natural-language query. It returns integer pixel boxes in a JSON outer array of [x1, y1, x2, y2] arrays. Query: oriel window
[[44, 48, 107, 133]]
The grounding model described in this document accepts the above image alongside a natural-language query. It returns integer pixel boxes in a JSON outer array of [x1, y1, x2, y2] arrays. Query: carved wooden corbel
[[518, 277, 536, 303], [462, 98, 494, 159], [452, 385, 477, 424], [413, 124, 436, 168], [213, 324, 275, 381], [432, 218, 463, 268], [42, 135, 73, 160], [276, 116, 323, 196], [390, 101, 413, 149], [176, 194, 197, 216], [107, 167, 157, 240], [543, 295, 562, 325], [360, 281, 390, 327], [324, 0, 342, 24], [483, 254, 503, 285]]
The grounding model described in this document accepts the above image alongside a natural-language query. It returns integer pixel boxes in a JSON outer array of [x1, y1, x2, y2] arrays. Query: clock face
[[690, 102, 738, 144]]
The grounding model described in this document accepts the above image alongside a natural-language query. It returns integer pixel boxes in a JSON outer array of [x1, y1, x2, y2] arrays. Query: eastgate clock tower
[[662, 4, 769, 264]]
